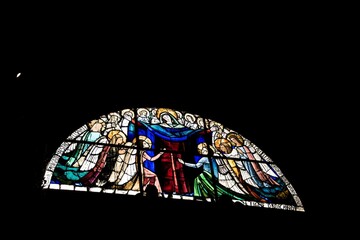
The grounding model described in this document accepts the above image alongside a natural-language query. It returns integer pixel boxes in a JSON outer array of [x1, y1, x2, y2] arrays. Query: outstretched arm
[[143, 151, 164, 162], [178, 157, 205, 168]]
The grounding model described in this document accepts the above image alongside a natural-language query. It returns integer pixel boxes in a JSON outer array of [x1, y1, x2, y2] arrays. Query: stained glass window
[[41, 107, 304, 212]]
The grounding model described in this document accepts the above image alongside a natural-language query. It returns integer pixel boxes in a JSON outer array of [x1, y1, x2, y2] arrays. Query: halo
[[175, 110, 183, 118], [133, 135, 152, 148], [226, 132, 244, 145], [184, 113, 196, 122], [121, 109, 134, 119], [107, 130, 120, 140], [108, 112, 121, 119], [137, 108, 149, 116], [156, 108, 178, 119]]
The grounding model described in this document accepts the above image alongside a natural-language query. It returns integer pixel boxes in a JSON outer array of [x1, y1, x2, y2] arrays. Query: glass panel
[[42, 107, 304, 212]]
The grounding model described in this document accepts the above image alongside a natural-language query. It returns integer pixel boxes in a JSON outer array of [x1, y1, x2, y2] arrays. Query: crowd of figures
[[42, 107, 301, 209]]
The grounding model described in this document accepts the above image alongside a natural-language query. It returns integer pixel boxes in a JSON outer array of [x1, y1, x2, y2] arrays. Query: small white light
[[16, 73, 21, 78]]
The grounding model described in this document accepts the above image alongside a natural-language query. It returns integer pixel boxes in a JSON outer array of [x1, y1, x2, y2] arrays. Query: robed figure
[[135, 108, 209, 195]]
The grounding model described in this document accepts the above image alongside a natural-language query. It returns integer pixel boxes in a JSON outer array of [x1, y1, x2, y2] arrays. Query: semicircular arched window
[[41, 107, 304, 212]]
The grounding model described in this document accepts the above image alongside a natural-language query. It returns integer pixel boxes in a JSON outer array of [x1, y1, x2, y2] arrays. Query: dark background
[[6, 10, 334, 236]]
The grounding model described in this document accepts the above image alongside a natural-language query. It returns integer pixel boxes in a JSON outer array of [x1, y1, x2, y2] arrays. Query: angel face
[[201, 147, 208, 155]]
